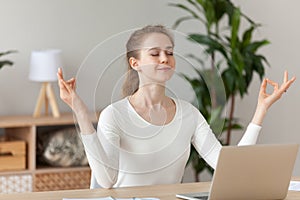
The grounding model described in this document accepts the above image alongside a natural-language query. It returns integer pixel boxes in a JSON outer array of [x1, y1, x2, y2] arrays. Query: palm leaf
[[188, 34, 228, 58], [0, 50, 17, 57], [0, 60, 14, 70]]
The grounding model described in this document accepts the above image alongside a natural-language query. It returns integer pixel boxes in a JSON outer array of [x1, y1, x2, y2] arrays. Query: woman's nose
[[160, 52, 168, 64]]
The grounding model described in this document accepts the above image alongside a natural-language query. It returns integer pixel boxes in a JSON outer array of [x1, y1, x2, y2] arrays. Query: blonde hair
[[122, 25, 174, 97]]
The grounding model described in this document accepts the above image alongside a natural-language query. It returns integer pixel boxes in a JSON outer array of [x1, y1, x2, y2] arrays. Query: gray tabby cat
[[37, 127, 88, 167]]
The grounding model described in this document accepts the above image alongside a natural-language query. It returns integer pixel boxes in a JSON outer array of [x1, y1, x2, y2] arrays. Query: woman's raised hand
[[57, 68, 95, 134], [57, 68, 78, 110], [258, 70, 296, 110], [252, 70, 296, 125]]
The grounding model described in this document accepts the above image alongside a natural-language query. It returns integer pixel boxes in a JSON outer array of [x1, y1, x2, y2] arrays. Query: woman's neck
[[128, 83, 176, 126], [131, 83, 168, 108]]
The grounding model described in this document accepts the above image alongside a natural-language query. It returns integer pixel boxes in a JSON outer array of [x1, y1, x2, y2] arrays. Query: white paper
[[289, 181, 300, 191], [63, 197, 111, 200], [62, 197, 159, 200]]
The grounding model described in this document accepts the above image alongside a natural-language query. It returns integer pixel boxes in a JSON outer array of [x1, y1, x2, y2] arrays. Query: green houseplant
[[0, 50, 17, 70], [169, 0, 270, 181]]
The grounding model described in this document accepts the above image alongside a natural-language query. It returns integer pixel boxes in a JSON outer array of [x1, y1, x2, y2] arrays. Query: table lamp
[[29, 49, 62, 118]]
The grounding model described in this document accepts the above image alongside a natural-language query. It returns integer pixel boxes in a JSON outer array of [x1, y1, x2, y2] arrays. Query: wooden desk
[[0, 182, 300, 200]]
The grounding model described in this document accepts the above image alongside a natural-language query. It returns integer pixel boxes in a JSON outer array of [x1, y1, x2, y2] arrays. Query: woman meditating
[[57, 25, 296, 188]]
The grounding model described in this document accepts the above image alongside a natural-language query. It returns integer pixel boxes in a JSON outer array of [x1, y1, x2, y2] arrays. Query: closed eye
[[166, 51, 173, 56], [148, 47, 174, 56], [149, 50, 159, 56], [150, 51, 173, 56]]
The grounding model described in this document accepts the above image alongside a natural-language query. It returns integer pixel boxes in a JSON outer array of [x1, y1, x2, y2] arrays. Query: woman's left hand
[[252, 70, 296, 125]]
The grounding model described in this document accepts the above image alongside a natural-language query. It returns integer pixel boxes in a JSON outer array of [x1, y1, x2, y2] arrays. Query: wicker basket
[[0, 174, 32, 193], [34, 169, 91, 191]]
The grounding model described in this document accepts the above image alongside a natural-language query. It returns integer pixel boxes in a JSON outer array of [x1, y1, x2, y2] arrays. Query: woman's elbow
[[96, 174, 118, 189], [101, 184, 114, 189]]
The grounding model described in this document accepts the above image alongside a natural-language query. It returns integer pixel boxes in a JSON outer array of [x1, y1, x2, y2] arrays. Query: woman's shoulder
[[174, 98, 192, 105], [173, 98, 205, 118], [173, 98, 198, 111], [99, 98, 129, 121], [101, 98, 128, 111]]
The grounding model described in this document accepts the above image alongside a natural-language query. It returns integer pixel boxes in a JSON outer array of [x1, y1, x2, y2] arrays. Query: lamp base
[[33, 82, 60, 118]]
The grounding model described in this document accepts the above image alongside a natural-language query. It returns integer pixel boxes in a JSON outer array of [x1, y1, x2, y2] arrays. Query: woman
[[57, 25, 296, 189]]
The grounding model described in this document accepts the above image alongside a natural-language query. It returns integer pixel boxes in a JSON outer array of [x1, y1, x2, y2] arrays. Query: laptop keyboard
[[194, 196, 208, 200]]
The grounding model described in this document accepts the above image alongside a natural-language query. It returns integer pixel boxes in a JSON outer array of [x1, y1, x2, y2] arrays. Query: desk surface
[[0, 182, 299, 200]]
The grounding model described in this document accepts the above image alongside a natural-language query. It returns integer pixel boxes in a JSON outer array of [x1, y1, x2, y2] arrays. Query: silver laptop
[[177, 144, 299, 200]]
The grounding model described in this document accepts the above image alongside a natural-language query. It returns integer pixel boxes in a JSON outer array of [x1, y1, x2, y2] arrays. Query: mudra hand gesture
[[57, 68, 79, 111], [252, 70, 296, 125]]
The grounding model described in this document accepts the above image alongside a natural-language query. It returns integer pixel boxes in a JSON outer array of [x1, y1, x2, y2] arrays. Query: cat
[[37, 127, 88, 167]]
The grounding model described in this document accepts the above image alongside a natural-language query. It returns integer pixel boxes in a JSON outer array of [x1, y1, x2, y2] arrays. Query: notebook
[[177, 144, 299, 200]]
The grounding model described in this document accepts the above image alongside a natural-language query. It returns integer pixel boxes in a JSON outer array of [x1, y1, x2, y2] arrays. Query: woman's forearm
[[72, 97, 96, 134], [251, 105, 267, 126]]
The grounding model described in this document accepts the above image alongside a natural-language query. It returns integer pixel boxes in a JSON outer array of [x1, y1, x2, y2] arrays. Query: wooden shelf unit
[[0, 113, 98, 193]]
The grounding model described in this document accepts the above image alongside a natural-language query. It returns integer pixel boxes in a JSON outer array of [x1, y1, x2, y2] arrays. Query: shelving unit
[[0, 113, 98, 193]]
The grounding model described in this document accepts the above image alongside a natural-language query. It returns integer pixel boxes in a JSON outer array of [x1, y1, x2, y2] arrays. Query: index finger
[[266, 78, 279, 90]]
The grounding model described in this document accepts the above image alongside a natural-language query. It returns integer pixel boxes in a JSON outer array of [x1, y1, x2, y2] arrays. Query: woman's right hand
[[57, 68, 96, 134], [57, 68, 78, 110]]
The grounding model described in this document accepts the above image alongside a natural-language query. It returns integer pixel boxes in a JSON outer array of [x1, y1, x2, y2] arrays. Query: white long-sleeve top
[[81, 97, 261, 188]]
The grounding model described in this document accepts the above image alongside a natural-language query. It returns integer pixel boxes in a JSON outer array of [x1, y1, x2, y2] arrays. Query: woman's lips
[[157, 65, 172, 71]]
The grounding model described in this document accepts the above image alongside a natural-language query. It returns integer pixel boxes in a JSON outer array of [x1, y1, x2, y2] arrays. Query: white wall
[[1, 0, 300, 180], [231, 0, 300, 177]]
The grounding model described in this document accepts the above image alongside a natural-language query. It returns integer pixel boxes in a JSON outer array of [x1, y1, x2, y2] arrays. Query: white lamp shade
[[29, 49, 62, 82]]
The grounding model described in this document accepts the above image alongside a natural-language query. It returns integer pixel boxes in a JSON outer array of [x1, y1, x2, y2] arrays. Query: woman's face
[[134, 33, 175, 85]]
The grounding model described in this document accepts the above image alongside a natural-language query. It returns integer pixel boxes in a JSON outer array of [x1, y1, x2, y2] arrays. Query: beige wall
[[1, 0, 300, 180]]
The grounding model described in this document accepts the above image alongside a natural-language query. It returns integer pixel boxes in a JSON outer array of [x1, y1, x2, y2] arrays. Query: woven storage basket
[[34, 169, 91, 191], [0, 174, 32, 193]]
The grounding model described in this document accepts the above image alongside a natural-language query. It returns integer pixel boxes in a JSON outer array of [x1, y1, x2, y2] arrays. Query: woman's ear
[[129, 57, 140, 71]]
